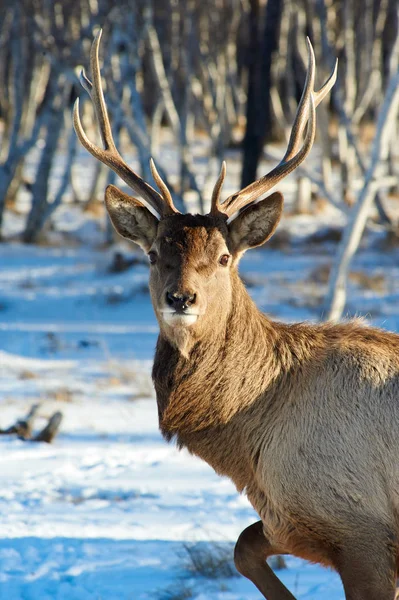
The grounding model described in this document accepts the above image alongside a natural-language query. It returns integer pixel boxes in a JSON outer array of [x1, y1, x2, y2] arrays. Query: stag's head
[[73, 31, 336, 349]]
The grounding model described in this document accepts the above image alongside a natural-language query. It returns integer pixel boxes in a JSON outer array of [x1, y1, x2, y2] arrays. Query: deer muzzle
[[160, 291, 199, 326]]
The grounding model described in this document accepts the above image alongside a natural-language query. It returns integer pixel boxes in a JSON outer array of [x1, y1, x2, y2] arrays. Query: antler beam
[[213, 39, 337, 222], [73, 30, 179, 220]]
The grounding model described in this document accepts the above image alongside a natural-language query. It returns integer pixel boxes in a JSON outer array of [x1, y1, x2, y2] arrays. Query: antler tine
[[220, 39, 336, 221], [281, 38, 316, 163], [150, 159, 180, 215], [82, 30, 115, 152], [210, 161, 227, 215], [73, 30, 167, 220], [226, 93, 316, 224], [314, 57, 338, 107], [283, 40, 337, 162]]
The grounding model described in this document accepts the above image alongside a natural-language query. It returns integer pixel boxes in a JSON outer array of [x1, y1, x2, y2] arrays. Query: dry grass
[[308, 265, 387, 293], [105, 360, 153, 399], [157, 541, 238, 600], [158, 582, 195, 600], [18, 370, 37, 380], [349, 271, 386, 293], [84, 201, 105, 217], [182, 541, 237, 580], [47, 387, 75, 403]]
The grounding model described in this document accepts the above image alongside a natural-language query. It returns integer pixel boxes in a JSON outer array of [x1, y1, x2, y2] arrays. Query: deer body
[[153, 236, 399, 574], [74, 32, 399, 599]]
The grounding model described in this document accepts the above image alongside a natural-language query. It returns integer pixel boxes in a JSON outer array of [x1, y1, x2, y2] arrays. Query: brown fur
[[105, 187, 399, 599]]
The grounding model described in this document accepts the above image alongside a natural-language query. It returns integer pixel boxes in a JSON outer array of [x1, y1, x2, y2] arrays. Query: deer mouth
[[160, 309, 199, 326]]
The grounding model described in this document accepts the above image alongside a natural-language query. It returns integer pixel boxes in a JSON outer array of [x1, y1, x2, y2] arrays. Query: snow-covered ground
[[0, 352, 344, 600], [1, 181, 399, 598]]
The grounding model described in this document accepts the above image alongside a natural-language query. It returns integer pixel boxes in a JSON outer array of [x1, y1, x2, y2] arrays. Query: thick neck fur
[[152, 269, 323, 442]]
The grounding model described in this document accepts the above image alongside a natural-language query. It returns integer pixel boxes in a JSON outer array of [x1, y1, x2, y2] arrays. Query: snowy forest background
[[0, 0, 399, 598]]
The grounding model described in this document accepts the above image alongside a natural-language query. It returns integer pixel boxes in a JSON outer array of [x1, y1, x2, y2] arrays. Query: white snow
[[0, 350, 345, 599]]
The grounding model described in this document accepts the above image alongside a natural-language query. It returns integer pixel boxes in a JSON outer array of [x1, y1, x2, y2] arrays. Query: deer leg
[[337, 536, 397, 600], [234, 521, 296, 600]]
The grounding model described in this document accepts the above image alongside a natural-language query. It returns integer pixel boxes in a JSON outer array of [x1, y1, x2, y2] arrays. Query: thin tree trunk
[[324, 71, 399, 322], [241, 0, 283, 188], [240, 0, 261, 188], [42, 111, 78, 224], [23, 81, 68, 243]]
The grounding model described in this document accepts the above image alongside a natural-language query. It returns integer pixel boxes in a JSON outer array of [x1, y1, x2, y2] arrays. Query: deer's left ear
[[227, 191, 283, 254], [105, 184, 159, 253]]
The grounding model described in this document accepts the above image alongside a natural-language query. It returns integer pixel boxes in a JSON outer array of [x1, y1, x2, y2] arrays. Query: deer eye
[[148, 251, 157, 265], [219, 254, 230, 267]]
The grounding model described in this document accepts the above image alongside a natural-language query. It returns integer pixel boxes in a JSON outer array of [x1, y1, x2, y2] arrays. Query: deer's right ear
[[105, 185, 159, 252]]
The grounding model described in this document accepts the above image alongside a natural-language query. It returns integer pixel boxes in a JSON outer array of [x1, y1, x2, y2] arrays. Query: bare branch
[[324, 70, 399, 322]]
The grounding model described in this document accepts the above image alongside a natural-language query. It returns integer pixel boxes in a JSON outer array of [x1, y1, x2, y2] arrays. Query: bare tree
[[324, 69, 399, 322], [0, 0, 397, 245]]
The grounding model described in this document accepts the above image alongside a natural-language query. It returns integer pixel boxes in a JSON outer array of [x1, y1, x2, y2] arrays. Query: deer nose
[[166, 291, 196, 311]]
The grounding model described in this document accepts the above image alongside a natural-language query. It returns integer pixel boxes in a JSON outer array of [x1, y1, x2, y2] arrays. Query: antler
[[210, 161, 227, 215], [213, 39, 337, 222], [74, 33, 336, 223], [73, 30, 179, 220]]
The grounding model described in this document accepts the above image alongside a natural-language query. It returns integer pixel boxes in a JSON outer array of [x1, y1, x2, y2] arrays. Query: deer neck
[[153, 271, 282, 438]]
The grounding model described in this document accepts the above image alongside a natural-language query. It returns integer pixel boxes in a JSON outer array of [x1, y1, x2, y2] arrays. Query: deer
[[73, 30, 399, 600]]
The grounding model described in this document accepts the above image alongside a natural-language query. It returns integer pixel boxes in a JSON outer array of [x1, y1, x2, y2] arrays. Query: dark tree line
[[242, 0, 398, 187], [0, 0, 397, 245]]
